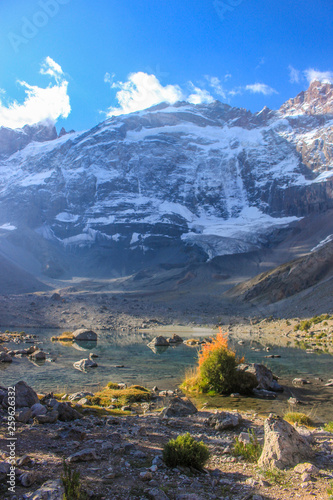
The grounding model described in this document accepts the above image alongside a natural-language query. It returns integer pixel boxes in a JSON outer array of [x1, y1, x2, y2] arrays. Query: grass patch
[[87, 383, 151, 407], [258, 467, 291, 486], [163, 432, 210, 470], [324, 421, 333, 433], [51, 331, 74, 342], [76, 404, 130, 416], [283, 412, 313, 426], [233, 430, 262, 463]]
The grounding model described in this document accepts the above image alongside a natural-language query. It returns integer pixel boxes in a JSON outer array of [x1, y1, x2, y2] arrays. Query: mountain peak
[[0, 121, 57, 158], [280, 80, 333, 116]]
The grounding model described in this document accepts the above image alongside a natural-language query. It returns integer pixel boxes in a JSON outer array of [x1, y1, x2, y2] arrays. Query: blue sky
[[0, 0, 332, 132]]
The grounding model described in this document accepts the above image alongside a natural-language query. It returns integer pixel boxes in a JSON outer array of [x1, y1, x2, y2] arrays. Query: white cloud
[[205, 76, 226, 99], [40, 56, 63, 82], [245, 83, 278, 95], [188, 83, 214, 105], [106, 72, 183, 117], [0, 57, 70, 129], [288, 65, 301, 84], [304, 68, 333, 84]]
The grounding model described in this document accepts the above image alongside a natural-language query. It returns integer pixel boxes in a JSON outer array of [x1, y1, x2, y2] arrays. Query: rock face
[[72, 329, 97, 341], [0, 82, 333, 281], [161, 397, 198, 417], [258, 415, 313, 469], [0, 122, 57, 158], [229, 239, 333, 303]]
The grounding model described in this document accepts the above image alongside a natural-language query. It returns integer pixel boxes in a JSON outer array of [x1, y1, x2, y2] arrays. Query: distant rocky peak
[[280, 80, 333, 116], [0, 121, 58, 158]]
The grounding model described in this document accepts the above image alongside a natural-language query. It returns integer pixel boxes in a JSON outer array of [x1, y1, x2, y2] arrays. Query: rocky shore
[[0, 381, 333, 500]]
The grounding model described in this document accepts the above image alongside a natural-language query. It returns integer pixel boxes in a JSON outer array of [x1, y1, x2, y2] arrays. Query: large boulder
[[237, 363, 282, 391], [206, 411, 242, 430], [258, 415, 313, 469], [148, 336, 169, 347], [47, 399, 82, 421], [3, 381, 39, 408], [72, 329, 97, 341], [161, 397, 198, 417]]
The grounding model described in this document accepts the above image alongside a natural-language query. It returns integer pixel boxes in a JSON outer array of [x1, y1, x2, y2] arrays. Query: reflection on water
[[0, 327, 332, 421], [72, 340, 98, 352]]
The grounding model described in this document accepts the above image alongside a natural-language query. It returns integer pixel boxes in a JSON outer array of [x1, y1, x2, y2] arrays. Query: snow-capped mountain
[[0, 81, 332, 278]]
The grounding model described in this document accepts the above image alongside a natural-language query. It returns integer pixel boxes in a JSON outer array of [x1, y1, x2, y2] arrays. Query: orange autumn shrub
[[181, 327, 253, 395]]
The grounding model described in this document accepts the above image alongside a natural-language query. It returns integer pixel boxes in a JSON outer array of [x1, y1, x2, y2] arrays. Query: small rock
[[293, 378, 311, 385], [294, 463, 319, 475], [67, 448, 98, 463], [147, 487, 169, 500], [121, 405, 131, 411], [16, 454, 33, 467], [140, 470, 152, 481], [19, 471, 36, 487], [31, 403, 47, 417], [29, 479, 64, 500], [15, 407, 32, 423], [30, 350, 46, 361], [206, 411, 242, 430], [36, 409, 59, 424], [0, 352, 12, 362], [161, 397, 197, 417]]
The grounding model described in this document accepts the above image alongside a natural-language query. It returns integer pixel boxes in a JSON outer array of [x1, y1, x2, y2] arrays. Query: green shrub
[[233, 429, 262, 462], [61, 460, 88, 500], [283, 412, 313, 426], [199, 347, 238, 394], [162, 433, 210, 470]]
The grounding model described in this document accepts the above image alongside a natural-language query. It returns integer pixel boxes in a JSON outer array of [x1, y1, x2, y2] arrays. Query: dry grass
[[51, 331, 74, 342]]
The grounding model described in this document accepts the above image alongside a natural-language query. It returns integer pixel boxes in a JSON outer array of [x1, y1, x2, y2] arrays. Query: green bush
[[162, 433, 210, 470], [233, 429, 262, 462], [61, 460, 88, 500], [199, 347, 237, 394]]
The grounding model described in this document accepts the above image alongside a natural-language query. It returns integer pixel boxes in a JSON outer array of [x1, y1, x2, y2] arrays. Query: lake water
[[1, 328, 332, 421]]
